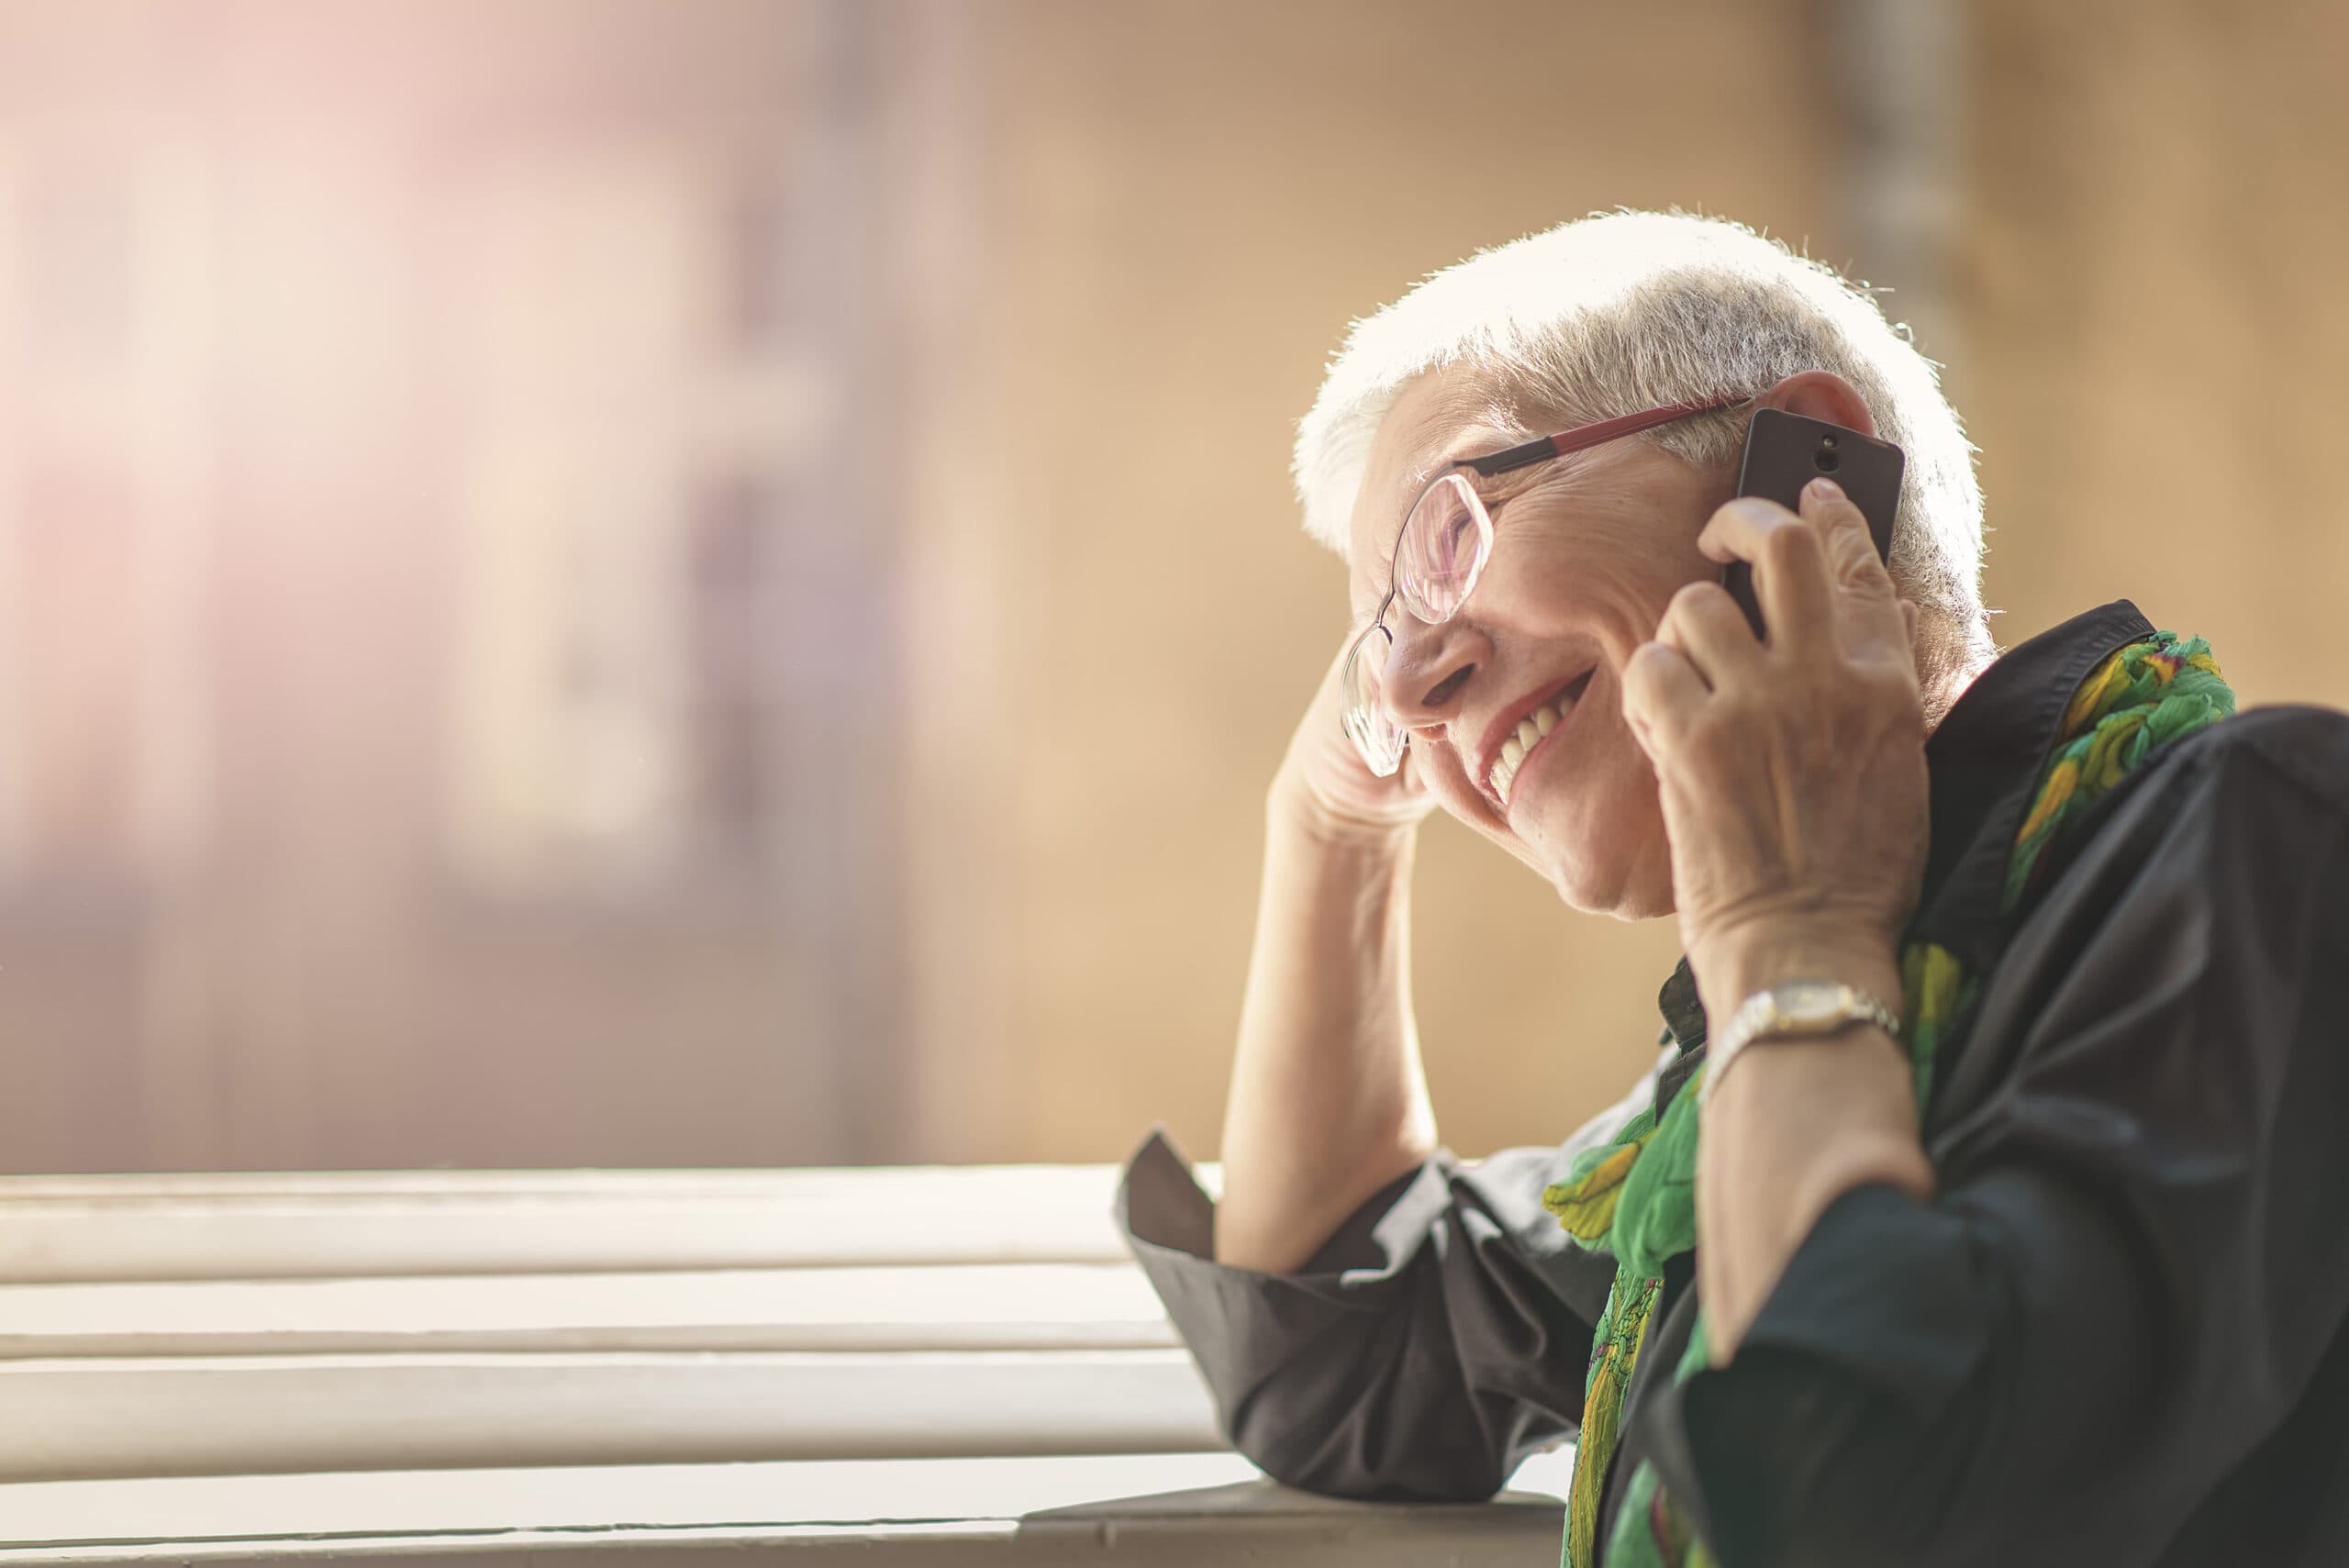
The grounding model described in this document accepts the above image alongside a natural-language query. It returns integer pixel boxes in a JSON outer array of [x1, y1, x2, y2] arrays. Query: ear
[[1753, 370, 1876, 439]]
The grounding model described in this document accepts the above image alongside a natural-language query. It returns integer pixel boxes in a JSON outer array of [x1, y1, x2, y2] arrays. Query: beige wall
[[1965, 0, 2349, 706], [950, 0, 1835, 1162], [936, 0, 2349, 1165]]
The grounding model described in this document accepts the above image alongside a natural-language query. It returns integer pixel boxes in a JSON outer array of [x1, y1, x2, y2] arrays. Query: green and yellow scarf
[[1542, 631, 2234, 1568]]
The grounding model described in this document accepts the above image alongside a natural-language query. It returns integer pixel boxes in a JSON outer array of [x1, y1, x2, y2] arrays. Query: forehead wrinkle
[[1381, 367, 1504, 483]]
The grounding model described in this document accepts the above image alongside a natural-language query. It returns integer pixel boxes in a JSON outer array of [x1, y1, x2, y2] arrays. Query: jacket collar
[[1656, 598, 2158, 1053], [1908, 597, 2154, 967]]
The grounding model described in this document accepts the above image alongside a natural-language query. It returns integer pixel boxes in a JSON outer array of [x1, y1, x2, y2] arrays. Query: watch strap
[[1698, 980, 1901, 1108]]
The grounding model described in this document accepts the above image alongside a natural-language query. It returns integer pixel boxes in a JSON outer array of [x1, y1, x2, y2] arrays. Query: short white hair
[[1293, 210, 1988, 657]]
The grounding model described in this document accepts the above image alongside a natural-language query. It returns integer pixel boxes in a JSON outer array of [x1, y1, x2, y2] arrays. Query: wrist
[[1267, 769, 1422, 858], [1691, 921, 1902, 1025]]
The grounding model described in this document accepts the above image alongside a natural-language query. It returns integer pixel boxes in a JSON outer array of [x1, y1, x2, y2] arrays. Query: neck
[[1917, 617, 1999, 738]]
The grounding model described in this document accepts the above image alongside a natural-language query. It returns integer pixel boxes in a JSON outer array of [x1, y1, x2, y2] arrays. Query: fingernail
[[1808, 477, 1843, 502]]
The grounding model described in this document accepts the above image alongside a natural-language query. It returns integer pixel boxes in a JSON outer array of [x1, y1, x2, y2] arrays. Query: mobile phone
[[1723, 406, 1902, 638]]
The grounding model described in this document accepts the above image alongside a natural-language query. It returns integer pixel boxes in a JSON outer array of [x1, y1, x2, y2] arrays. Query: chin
[[1542, 848, 1670, 920], [1513, 784, 1674, 920]]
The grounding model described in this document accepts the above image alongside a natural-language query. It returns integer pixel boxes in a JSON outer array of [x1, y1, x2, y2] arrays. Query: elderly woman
[[1117, 211, 2349, 1568]]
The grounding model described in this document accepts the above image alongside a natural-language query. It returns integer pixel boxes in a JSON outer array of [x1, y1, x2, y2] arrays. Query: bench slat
[[0, 1165, 1201, 1282], [0, 1349, 1224, 1483], [0, 1262, 1179, 1358]]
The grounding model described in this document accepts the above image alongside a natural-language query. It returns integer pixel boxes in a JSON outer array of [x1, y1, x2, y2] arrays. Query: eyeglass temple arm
[[1456, 395, 1756, 478]]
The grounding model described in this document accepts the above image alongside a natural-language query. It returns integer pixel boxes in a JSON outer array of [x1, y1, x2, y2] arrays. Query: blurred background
[[0, 0, 2343, 1174]]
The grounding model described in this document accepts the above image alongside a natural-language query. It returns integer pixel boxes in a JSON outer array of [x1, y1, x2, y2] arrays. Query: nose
[[1377, 611, 1486, 736]]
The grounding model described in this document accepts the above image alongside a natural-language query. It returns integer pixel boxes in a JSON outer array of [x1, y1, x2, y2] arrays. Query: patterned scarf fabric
[[1541, 631, 2234, 1568]]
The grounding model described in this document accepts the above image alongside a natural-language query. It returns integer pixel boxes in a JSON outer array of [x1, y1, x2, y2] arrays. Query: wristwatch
[[1698, 979, 1901, 1108]]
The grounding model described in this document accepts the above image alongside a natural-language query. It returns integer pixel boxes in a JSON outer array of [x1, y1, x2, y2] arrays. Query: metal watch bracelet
[[1698, 979, 1902, 1109]]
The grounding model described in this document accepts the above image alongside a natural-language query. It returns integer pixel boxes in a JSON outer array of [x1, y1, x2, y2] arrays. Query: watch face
[[1777, 981, 1849, 1029]]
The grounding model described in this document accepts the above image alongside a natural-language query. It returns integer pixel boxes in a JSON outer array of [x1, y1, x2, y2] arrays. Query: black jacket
[[1117, 600, 2349, 1566]]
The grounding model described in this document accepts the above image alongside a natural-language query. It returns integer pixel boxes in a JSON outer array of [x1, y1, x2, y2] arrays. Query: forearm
[[1214, 790, 1435, 1273], [1693, 932, 1935, 1362]]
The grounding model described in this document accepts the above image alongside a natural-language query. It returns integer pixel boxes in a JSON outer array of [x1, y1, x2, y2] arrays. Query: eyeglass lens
[[1340, 474, 1497, 774], [1393, 473, 1492, 624], [1341, 621, 1404, 775]]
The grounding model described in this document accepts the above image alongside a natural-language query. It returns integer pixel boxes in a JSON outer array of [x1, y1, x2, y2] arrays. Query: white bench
[[0, 1164, 1571, 1563]]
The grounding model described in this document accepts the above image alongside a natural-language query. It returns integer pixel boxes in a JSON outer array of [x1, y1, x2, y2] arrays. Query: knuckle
[[1670, 579, 1731, 623], [1863, 662, 1920, 704], [1707, 495, 1772, 538], [1841, 553, 1894, 595], [1685, 707, 1740, 763], [1626, 639, 1675, 683], [1758, 520, 1820, 571], [1715, 684, 1766, 726]]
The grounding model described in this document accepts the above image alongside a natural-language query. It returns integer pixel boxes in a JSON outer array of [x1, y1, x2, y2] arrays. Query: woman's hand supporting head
[[1273, 632, 1442, 847]]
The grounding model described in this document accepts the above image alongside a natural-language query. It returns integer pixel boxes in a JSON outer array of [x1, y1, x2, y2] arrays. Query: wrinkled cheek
[[1425, 762, 1488, 830], [1417, 751, 1519, 852], [1557, 720, 1662, 856]]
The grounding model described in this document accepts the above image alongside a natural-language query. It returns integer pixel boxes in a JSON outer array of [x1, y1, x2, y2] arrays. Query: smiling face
[[1348, 368, 1736, 918]]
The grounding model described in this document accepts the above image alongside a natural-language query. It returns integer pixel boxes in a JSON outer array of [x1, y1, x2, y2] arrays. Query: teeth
[[1488, 699, 1571, 806]]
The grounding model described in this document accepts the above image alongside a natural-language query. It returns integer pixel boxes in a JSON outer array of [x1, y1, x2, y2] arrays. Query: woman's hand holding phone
[[1629, 479, 1927, 1018], [1271, 635, 1439, 845]]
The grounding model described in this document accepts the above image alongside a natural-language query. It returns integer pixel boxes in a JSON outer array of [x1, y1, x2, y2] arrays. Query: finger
[[1620, 638, 1709, 756], [1895, 597, 1927, 685], [1798, 476, 1882, 584], [1798, 478, 1908, 658], [1698, 496, 1833, 650], [1655, 578, 1757, 691]]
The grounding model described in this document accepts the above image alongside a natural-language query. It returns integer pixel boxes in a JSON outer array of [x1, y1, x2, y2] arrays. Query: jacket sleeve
[[1113, 1054, 1663, 1501], [1643, 709, 2349, 1567]]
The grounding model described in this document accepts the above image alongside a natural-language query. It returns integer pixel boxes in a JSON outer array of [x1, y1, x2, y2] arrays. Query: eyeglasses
[[1339, 393, 1754, 776]]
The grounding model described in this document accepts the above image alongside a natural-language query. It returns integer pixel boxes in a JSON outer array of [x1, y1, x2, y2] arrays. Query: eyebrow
[[1399, 437, 1489, 500], [1389, 438, 1545, 531], [1401, 418, 1552, 500]]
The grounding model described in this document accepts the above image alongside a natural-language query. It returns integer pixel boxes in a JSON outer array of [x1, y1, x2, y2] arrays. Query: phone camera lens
[[1815, 449, 1842, 473]]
